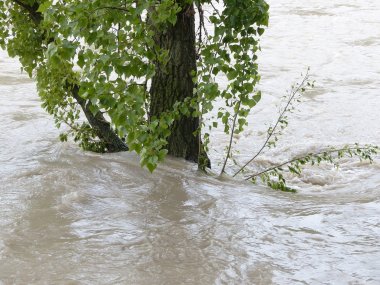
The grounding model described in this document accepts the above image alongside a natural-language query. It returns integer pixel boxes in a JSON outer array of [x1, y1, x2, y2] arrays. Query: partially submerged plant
[[222, 70, 379, 191], [247, 144, 379, 192]]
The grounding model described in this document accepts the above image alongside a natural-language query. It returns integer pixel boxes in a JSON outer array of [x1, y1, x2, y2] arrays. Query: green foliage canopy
[[0, 0, 269, 171]]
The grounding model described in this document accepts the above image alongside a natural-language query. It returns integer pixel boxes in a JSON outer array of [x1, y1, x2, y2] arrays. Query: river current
[[1, 0, 380, 284]]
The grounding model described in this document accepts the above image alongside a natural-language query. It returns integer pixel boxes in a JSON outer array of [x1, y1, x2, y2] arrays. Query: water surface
[[1, 0, 380, 284]]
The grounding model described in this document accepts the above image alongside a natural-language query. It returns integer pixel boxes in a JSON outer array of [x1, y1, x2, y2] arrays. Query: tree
[[1, 1, 378, 191], [0, 0, 269, 172]]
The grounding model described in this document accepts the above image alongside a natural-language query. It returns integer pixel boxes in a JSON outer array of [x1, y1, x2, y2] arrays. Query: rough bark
[[149, 3, 209, 167]]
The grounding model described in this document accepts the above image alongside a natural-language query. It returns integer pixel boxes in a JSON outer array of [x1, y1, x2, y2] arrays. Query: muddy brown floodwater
[[1, 0, 380, 284]]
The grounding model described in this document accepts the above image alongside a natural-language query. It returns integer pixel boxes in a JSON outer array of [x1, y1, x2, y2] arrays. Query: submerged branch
[[69, 83, 129, 152], [10, 0, 128, 153], [244, 145, 379, 181]]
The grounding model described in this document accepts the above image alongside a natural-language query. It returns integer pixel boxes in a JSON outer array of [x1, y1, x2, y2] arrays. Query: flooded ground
[[1, 0, 380, 284]]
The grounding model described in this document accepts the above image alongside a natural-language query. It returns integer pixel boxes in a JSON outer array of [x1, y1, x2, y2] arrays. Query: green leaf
[[37, 1, 52, 13]]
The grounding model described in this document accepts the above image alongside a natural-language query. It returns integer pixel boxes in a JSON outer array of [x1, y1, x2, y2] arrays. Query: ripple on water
[[1, 1, 380, 284]]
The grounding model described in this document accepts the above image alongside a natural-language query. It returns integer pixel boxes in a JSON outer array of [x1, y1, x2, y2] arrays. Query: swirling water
[[0, 0, 380, 284]]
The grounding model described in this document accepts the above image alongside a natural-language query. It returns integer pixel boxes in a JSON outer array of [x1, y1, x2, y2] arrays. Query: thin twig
[[195, 2, 208, 56], [233, 70, 310, 177], [220, 101, 241, 175], [209, 2, 221, 18], [91, 6, 130, 13]]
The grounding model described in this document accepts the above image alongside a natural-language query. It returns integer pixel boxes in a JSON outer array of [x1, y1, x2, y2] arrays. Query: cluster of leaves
[[40, 0, 183, 170], [227, 71, 379, 191], [195, 0, 269, 166], [59, 123, 108, 153], [0, 1, 378, 191], [0, 0, 270, 172], [232, 70, 313, 177], [248, 144, 379, 192], [197, 0, 269, 117], [0, 0, 101, 150], [0, 0, 44, 76]]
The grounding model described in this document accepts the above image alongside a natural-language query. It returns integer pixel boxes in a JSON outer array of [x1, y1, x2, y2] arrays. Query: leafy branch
[[233, 69, 312, 177], [245, 144, 379, 192]]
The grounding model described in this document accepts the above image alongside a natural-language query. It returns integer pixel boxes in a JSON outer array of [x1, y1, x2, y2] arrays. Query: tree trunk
[[150, 3, 209, 167]]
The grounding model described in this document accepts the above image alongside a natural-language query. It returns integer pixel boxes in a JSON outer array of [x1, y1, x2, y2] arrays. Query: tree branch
[[10, 0, 42, 24], [220, 101, 241, 175], [9, 0, 128, 152], [244, 145, 377, 181], [233, 70, 310, 177]]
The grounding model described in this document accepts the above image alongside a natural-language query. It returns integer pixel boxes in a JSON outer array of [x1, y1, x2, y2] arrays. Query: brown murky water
[[1, 1, 380, 284]]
